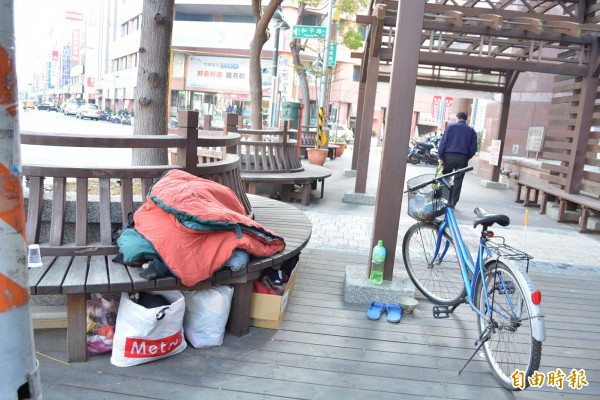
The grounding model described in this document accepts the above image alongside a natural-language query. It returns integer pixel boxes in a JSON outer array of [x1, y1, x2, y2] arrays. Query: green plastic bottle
[[369, 240, 386, 285]]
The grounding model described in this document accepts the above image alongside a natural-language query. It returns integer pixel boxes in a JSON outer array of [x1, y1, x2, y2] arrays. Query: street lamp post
[[315, 0, 335, 148], [269, 8, 289, 128]]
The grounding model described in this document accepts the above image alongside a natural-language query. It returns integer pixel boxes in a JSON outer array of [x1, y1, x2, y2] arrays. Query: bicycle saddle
[[473, 207, 510, 228]]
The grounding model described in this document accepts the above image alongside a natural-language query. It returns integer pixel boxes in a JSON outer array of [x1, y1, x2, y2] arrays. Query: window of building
[[133, 52, 138, 67], [223, 15, 254, 23], [353, 66, 360, 81], [121, 22, 128, 37], [175, 12, 212, 21], [357, 25, 367, 41], [172, 53, 185, 78], [113, 59, 119, 73], [301, 14, 320, 26], [133, 15, 140, 30]]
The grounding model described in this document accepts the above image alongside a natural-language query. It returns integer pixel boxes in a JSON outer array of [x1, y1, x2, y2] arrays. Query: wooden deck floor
[[33, 248, 599, 399]]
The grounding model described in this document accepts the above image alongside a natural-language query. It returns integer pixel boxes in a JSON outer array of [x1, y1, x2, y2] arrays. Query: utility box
[[280, 101, 302, 129]]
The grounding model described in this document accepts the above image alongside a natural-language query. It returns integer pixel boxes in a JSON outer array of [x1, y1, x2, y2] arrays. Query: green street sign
[[292, 25, 326, 39], [327, 43, 337, 67]]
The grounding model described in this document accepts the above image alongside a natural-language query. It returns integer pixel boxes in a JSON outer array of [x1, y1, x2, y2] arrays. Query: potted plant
[[330, 131, 351, 158], [306, 128, 328, 166]]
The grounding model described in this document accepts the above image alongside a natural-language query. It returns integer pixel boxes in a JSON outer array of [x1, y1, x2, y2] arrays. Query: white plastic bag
[[111, 291, 187, 367], [183, 285, 234, 348]]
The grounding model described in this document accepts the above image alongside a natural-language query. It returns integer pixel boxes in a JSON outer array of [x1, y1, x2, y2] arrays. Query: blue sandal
[[386, 303, 402, 323], [367, 301, 386, 320]]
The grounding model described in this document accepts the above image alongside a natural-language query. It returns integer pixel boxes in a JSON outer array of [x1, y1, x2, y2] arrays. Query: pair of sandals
[[367, 301, 402, 323]]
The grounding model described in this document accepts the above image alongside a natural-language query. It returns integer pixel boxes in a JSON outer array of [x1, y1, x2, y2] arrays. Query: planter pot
[[306, 148, 328, 166], [330, 142, 346, 158]]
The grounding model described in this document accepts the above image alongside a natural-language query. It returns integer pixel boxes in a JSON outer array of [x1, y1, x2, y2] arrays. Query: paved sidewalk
[[293, 146, 600, 276]]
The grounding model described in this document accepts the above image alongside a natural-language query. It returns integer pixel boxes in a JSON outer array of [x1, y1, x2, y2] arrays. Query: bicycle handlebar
[[405, 165, 474, 192]]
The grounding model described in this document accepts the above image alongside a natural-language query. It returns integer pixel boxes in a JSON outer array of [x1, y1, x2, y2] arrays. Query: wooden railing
[[21, 111, 251, 221]]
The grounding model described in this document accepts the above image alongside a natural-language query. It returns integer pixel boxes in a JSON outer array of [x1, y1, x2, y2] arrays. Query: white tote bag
[[183, 285, 234, 348], [111, 291, 187, 367]]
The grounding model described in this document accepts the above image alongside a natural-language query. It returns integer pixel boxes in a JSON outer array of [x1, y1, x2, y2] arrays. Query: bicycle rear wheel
[[474, 261, 542, 390], [402, 222, 465, 305]]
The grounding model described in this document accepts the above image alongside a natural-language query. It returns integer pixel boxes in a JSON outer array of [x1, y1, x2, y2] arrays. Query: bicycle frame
[[433, 206, 492, 320]]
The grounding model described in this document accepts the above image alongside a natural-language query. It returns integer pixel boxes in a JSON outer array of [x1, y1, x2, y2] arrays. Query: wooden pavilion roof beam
[[419, 32, 587, 65], [419, 19, 593, 43], [424, 2, 582, 22], [410, 50, 590, 76]]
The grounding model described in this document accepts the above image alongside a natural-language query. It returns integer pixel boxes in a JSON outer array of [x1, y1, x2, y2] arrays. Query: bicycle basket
[[406, 174, 447, 221]]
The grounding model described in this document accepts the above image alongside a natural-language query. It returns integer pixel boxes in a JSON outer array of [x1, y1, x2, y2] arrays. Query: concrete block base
[[344, 169, 357, 177], [480, 180, 509, 190], [587, 217, 600, 231], [547, 204, 580, 223], [343, 191, 376, 205], [344, 264, 415, 304]]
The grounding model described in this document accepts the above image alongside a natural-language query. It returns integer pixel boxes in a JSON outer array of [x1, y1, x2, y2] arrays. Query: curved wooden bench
[[227, 122, 333, 205], [22, 122, 311, 362], [241, 164, 332, 205], [237, 128, 303, 173]]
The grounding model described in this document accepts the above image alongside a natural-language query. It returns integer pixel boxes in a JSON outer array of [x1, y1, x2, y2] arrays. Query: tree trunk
[[290, 39, 311, 128], [249, 34, 268, 129], [249, 0, 283, 129], [132, 0, 175, 166], [0, 1, 42, 396]]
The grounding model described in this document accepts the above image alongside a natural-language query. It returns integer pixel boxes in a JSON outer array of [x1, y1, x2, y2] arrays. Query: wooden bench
[[233, 122, 333, 205], [299, 129, 338, 160], [241, 164, 332, 206], [22, 113, 311, 362], [515, 178, 600, 233]]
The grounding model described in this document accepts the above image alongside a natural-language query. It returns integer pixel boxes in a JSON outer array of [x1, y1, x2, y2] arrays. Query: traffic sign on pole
[[327, 42, 337, 67], [292, 25, 327, 39]]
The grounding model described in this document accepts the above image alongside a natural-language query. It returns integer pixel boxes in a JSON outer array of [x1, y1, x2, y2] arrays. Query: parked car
[[75, 104, 101, 120], [23, 100, 35, 110], [63, 99, 86, 116], [37, 101, 58, 111]]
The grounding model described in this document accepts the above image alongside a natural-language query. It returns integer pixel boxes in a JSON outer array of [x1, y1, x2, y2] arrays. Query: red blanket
[[134, 170, 285, 286]]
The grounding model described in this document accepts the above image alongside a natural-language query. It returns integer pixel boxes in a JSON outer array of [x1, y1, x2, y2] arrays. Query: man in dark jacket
[[438, 111, 478, 206]]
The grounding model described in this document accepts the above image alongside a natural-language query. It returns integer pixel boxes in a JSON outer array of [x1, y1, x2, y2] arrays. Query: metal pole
[[269, 26, 281, 128], [320, 1, 334, 109], [316, 0, 334, 149], [0, 1, 42, 398]]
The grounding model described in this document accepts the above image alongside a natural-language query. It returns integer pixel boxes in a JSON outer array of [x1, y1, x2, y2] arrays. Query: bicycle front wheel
[[474, 261, 542, 390], [402, 222, 464, 305]]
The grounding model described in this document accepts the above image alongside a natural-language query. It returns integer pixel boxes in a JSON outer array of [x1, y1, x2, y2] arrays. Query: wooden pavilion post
[[354, 5, 385, 194], [566, 38, 599, 194], [490, 71, 517, 182], [351, 83, 366, 172], [370, 0, 425, 280], [350, 50, 369, 173]]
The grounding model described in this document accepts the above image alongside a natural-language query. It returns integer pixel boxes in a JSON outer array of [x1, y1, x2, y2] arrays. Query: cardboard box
[[250, 266, 299, 329]]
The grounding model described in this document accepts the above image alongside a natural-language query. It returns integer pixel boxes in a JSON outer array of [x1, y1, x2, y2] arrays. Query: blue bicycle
[[402, 166, 545, 390]]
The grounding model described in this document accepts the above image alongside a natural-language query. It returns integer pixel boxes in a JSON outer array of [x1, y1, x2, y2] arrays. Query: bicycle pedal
[[433, 305, 451, 319], [494, 280, 515, 294]]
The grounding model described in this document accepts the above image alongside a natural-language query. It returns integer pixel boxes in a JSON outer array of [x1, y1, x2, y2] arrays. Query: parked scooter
[[121, 111, 131, 125], [407, 134, 440, 165]]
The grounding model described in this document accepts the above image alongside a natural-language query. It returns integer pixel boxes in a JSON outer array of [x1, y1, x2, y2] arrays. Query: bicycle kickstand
[[457, 328, 492, 375]]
